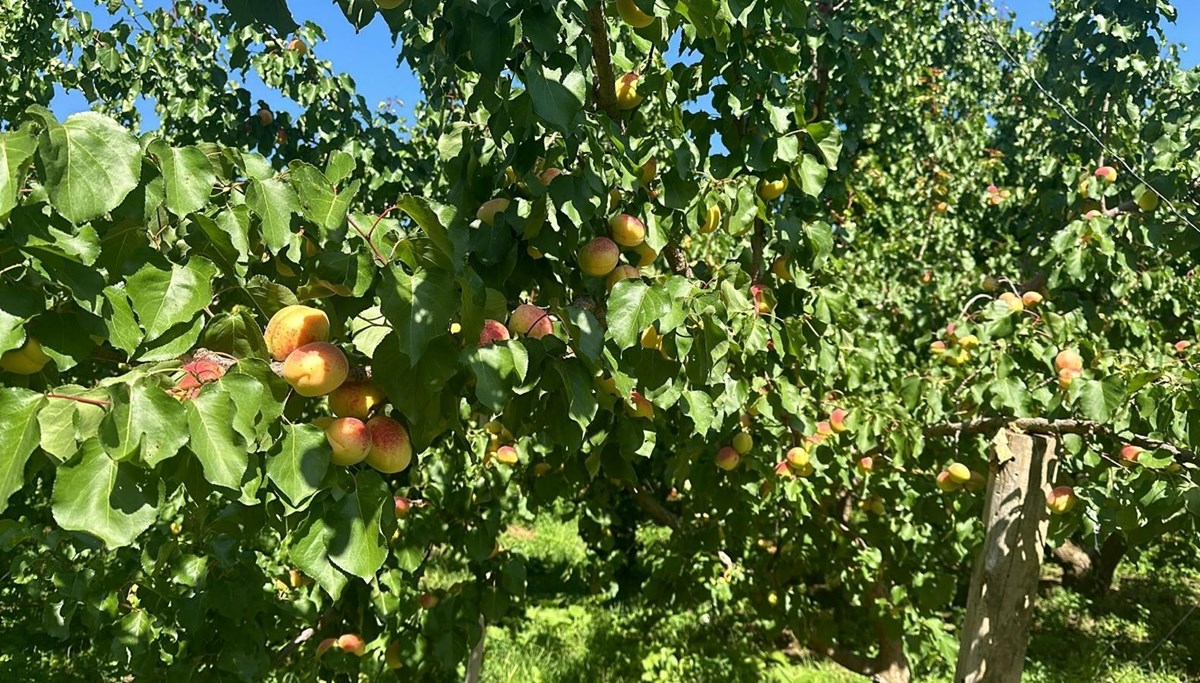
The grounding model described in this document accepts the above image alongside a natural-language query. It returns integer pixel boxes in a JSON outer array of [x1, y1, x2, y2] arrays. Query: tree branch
[[662, 242, 693, 278], [625, 483, 681, 530], [925, 417, 1196, 463], [750, 217, 765, 282], [585, 2, 619, 119]]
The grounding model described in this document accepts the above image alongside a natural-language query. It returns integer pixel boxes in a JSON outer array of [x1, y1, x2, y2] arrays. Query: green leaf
[[288, 161, 360, 239], [149, 141, 217, 217], [523, 60, 585, 133], [606, 281, 670, 350], [246, 177, 299, 253], [0, 388, 46, 514], [289, 512, 348, 600], [806, 121, 843, 170], [100, 380, 187, 467], [266, 424, 331, 508], [1079, 377, 1125, 423], [26, 107, 141, 224], [327, 470, 391, 580], [184, 386, 248, 490], [126, 258, 218, 341], [466, 344, 521, 412], [51, 440, 159, 548], [199, 306, 268, 360], [798, 153, 828, 198], [396, 194, 462, 269], [0, 125, 37, 221], [555, 360, 598, 433], [0, 286, 44, 353], [379, 265, 457, 365], [102, 286, 143, 356]]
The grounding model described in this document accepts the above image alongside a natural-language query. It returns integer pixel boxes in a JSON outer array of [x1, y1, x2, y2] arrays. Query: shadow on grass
[[1025, 560, 1200, 682]]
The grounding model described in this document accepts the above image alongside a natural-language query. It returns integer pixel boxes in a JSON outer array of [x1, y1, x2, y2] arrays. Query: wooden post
[[954, 429, 1058, 683]]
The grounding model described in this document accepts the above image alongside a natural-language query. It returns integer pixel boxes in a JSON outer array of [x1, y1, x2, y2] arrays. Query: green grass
[[481, 516, 1200, 683]]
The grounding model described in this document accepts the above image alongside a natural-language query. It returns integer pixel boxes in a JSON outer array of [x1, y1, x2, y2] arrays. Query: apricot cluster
[[265, 305, 412, 474]]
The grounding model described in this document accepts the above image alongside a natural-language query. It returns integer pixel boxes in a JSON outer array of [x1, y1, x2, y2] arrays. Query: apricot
[[1094, 166, 1117, 184], [609, 213, 646, 247], [715, 446, 740, 471], [477, 198, 510, 226], [936, 471, 960, 492], [786, 447, 809, 470], [606, 265, 640, 291], [1022, 291, 1043, 306], [337, 633, 366, 657], [477, 319, 511, 346], [732, 432, 753, 454], [998, 292, 1024, 312], [394, 496, 412, 518], [616, 0, 654, 27], [508, 304, 553, 339], [1054, 349, 1083, 373], [365, 416, 413, 473], [639, 158, 657, 186], [326, 417, 372, 466], [615, 73, 643, 110], [632, 242, 657, 268], [625, 391, 654, 419], [699, 204, 721, 234], [0, 337, 51, 374], [1046, 486, 1077, 514], [579, 237, 620, 277], [265, 305, 330, 361], [329, 382, 387, 419], [771, 256, 792, 281], [947, 462, 971, 484], [495, 445, 519, 465], [830, 409, 849, 433], [282, 342, 348, 397], [758, 176, 788, 200], [288, 38, 308, 55]]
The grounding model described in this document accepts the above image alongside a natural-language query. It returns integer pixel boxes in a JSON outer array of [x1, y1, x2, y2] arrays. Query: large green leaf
[[184, 386, 249, 490], [266, 424, 330, 508], [379, 265, 457, 365], [523, 60, 585, 133], [246, 177, 299, 253], [100, 380, 187, 467], [0, 388, 46, 514], [327, 470, 391, 580], [26, 107, 141, 224], [126, 258, 218, 341], [51, 440, 159, 548], [289, 511, 348, 600], [606, 281, 670, 350], [149, 140, 217, 217], [0, 125, 37, 221]]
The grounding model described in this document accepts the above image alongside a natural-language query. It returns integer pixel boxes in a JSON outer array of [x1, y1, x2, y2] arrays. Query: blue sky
[[53, 0, 1199, 127]]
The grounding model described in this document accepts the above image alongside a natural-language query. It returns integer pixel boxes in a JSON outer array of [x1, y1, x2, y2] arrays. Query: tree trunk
[[954, 430, 1058, 683], [872, 627, 911, 683], [1053, 534, 1126, 595], [465, 615, 485, 683]]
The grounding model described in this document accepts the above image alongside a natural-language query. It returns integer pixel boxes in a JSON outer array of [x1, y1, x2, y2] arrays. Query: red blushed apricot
[[326, 417, 372, 466], [328, 382, 388, 419], [265, 305, 330, 361], [365, 416, 413, 474], [282, 342, 348, 397], [578, 237, 620, 277], [478, 319, 511, 346], [508, 304, 553, 339]]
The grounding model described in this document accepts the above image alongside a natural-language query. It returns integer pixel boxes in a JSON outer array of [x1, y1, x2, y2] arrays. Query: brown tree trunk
[[955, 430, 1058, 683], [872, 627, 911, 683], [1053, 535, 1126, 595]]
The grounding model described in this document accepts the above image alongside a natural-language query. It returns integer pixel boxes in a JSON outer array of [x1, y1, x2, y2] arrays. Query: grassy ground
[[479, 516, 1200, 683]]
